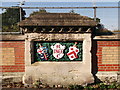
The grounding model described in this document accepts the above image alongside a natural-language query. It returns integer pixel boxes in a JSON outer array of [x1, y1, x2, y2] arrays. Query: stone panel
[[102, 47, 119, 64], [1, 48, 15, 65]]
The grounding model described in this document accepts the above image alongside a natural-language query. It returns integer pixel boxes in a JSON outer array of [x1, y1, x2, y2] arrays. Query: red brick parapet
[[0, 41, 25, 72]]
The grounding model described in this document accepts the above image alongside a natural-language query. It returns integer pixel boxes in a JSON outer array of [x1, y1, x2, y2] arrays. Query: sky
[[1, 0, 120, 2]]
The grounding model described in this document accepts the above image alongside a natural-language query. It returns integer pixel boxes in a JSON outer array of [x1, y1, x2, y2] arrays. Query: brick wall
[[1, 40, 119, 73], [96, 41, 120, 72], [0, 37, 120, 80], [0, 41, 25, 72]]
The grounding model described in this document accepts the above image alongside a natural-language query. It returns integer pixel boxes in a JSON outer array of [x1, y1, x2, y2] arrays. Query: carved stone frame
[[24, 33, 94, 85], [25, 33, 92, 66]]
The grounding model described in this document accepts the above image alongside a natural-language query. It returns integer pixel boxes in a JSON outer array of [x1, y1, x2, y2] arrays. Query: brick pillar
[[95, 41, 120, 82]]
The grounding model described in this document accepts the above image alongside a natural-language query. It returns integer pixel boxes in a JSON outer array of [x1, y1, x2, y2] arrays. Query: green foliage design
[[34, 42, 83, 62]]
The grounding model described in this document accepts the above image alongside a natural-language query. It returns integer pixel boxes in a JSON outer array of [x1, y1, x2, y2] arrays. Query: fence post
[[93, 7, 97, 21]]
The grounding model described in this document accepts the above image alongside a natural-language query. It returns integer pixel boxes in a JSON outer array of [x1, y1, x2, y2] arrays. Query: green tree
[[2, 7, 26, 32], [30, 9, 47, 16], [69, 9, 76, 13]]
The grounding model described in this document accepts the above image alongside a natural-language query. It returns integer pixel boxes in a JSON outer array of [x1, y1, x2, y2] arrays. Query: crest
[[37, 44, 49, 60], [67, 42, 79, 60], [51, 43, 65, 59]]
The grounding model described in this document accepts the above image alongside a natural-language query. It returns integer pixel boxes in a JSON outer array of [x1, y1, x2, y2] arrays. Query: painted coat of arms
[[37, 44, 49, 60], [67, 42, 79, 60], [51, 43, 65, 59]]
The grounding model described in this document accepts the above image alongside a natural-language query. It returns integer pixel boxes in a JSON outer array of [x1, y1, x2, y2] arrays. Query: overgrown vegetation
[[2, 78, 120, 89], [68, 77, 120, 90], [68, 83, 120, 90]]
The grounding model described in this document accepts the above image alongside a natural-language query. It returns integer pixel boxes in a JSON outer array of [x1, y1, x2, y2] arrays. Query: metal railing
[[0, 6, 119, 21], [0, 6, 119, 33]]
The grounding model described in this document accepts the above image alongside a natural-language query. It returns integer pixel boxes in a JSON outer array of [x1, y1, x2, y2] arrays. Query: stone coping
[[0, 35, 25, 40], [1, 34, 120, 41], [93, 34, 120, 40]]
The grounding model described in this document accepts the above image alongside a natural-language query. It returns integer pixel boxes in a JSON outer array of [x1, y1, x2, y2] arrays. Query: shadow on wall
[[118, 34, 120, 72], [91, 38, 102, 83]]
